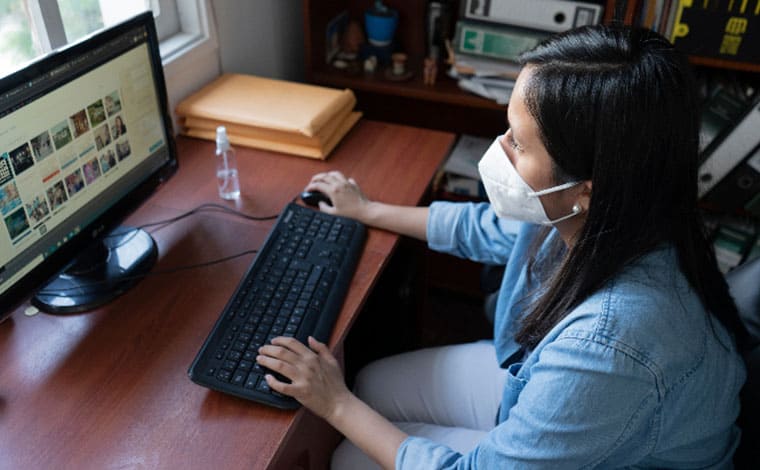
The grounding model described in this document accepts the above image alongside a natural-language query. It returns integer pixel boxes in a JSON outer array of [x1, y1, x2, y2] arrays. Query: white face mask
[[478, 136, 582, 225]]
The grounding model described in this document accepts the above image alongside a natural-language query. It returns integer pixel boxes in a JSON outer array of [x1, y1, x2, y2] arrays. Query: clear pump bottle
[[215, 126, 240, 199]]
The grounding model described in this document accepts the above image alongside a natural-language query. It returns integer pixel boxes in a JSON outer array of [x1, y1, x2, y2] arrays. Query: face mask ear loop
[[543, 202, 583, 225], [527, 180, 581, 197]]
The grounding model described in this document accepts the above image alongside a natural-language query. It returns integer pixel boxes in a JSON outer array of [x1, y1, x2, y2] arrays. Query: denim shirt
[[396, 201, 746, 469]]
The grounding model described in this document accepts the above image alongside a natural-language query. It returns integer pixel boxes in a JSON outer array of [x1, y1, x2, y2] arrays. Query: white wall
[[163, 0, 304, 131], [210, 0, 305, 81]]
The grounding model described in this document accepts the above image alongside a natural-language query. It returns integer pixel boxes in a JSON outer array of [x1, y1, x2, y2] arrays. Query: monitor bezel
[[0, 11, 178, 320]]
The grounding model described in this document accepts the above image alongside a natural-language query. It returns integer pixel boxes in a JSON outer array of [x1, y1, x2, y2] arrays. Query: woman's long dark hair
[[513, 25, 747, 350]]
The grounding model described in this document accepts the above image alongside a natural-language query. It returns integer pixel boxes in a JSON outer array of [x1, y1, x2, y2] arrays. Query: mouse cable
[[107, 202, 280, 239], [35, 248, 259, 296], [103, 202, 280, 251]]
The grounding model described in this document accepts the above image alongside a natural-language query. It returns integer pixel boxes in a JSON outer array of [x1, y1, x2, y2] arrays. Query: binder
[[463, 0, 603, 33], [698, 85, 753, 154], [698, 98, 760, 198], [702, 146, 760, 213], [454, 21, 548, 62]]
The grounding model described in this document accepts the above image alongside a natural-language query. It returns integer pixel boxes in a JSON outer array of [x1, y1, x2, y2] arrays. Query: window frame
[[21, 0, 220, 130], [26, 0, 212, 61]]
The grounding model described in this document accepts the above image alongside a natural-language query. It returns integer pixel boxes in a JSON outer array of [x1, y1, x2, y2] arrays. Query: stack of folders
[[176, 74, 362, 160], [448, 0, 603, 104]]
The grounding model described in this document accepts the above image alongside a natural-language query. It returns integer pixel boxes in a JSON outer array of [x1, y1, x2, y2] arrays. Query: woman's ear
[[578, 180, 592, 211]]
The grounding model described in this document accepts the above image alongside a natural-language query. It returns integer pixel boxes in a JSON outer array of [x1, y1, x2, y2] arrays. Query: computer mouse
[[299, 190, 332, 207]]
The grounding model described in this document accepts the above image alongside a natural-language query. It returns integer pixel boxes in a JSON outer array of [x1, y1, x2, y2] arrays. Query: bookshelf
[[605, 0, 760, 73], [303, 0, 509, 136], [304, 1, 760, 136]]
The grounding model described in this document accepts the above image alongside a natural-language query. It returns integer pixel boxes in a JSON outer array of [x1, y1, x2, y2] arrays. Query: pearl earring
[[573, 203, 582, 213]]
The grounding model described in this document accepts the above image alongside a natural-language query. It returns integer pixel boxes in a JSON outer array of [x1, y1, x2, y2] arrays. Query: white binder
[[698, 100, 760, 198], [464, 0, 603, 33]]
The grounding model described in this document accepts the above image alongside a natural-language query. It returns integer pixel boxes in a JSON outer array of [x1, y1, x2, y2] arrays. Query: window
[[0, 0, 37, 70], [0, 0, 201, 73]]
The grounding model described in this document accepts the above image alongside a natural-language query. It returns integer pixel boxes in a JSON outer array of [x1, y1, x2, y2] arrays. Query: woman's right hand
[[304, 171, 371, 221]]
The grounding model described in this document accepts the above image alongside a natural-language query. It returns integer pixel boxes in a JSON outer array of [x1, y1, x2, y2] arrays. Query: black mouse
[[299, 190, 332, 207]]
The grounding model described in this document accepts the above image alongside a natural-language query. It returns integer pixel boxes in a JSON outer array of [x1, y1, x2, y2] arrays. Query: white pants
[[331, 341, 507, 469]]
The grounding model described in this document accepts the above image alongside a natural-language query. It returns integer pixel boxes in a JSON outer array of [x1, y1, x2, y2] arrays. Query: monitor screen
[[0, 12, 177, 319]]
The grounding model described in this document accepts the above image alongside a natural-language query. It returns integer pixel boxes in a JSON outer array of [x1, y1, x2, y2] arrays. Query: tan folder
[[176, 73, 356, 137], [180, 98, 355, 149], [185, 111, 362, 160]]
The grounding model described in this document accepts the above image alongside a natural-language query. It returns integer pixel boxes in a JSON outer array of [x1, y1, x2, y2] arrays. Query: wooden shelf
[[689, 56, 760, 74], [303, 0, 509, 136], [310, 66, 505, 111]]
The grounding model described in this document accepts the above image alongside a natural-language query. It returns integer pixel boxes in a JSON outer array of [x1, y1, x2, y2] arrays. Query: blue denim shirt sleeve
[[396, 331, 659, 469], [427, 201, 521, 265]]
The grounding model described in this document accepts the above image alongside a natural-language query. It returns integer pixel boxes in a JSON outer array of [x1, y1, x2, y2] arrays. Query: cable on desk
[[35, 248, 259, 296], [36, 199, 298, 296], [101, 202, 280, 253], [108, 202, 280, 238]]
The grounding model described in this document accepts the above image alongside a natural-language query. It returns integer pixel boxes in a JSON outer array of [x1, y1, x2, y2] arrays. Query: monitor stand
[[32, 226, 158, 314]]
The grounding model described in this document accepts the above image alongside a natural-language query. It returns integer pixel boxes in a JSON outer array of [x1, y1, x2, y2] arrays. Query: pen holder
[[365, 7, 398, 47]]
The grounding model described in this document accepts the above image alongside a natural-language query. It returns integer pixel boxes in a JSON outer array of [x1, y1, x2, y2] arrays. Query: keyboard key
[[255, 376, 271, 393]]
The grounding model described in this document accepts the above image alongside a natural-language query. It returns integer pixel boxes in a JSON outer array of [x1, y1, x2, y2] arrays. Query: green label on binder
[[456, 22, 546, 62]]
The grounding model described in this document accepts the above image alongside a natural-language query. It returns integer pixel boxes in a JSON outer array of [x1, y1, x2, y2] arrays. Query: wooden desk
[[0, 121, 454, 469]]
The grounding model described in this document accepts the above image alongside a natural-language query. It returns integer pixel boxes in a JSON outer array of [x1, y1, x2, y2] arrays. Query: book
[[453, 21, 548, 63], [176, 74, 357, 137], [624, 0, 643, 25], [671, 0, 760, 64], [462, 0, 602, 33]]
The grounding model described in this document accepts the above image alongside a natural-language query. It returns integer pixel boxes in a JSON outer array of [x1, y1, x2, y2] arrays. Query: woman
[[257, 25, 747, 468]]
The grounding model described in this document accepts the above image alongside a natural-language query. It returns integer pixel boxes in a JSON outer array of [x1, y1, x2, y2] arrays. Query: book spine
[[657, 0, 673, 34], [670, 0, 760, 63], [698, 99, 760, 197], [624, 0, 642, 25]]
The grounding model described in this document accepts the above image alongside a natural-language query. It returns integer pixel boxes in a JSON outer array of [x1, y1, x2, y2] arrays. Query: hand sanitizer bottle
[[215, 126, 240, 200]]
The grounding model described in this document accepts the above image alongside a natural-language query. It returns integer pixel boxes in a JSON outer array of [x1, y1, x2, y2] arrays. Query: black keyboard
[[188, 202, 366, 408]]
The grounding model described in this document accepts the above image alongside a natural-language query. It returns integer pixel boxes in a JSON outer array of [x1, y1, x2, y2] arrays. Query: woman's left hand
[[257, 336, 352, 420]]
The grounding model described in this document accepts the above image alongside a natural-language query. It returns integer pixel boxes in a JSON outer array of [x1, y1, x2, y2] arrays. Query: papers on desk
[[444, 134, 490, 180], [437, 134, 491, 199], [176, 74, 362, 159]]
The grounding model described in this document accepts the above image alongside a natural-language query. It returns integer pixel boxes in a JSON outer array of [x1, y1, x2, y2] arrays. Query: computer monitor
[[0, 12, 177, 319]]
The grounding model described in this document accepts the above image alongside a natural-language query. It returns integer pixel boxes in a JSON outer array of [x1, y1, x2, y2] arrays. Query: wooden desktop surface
[[0, 120, 454, 469]]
